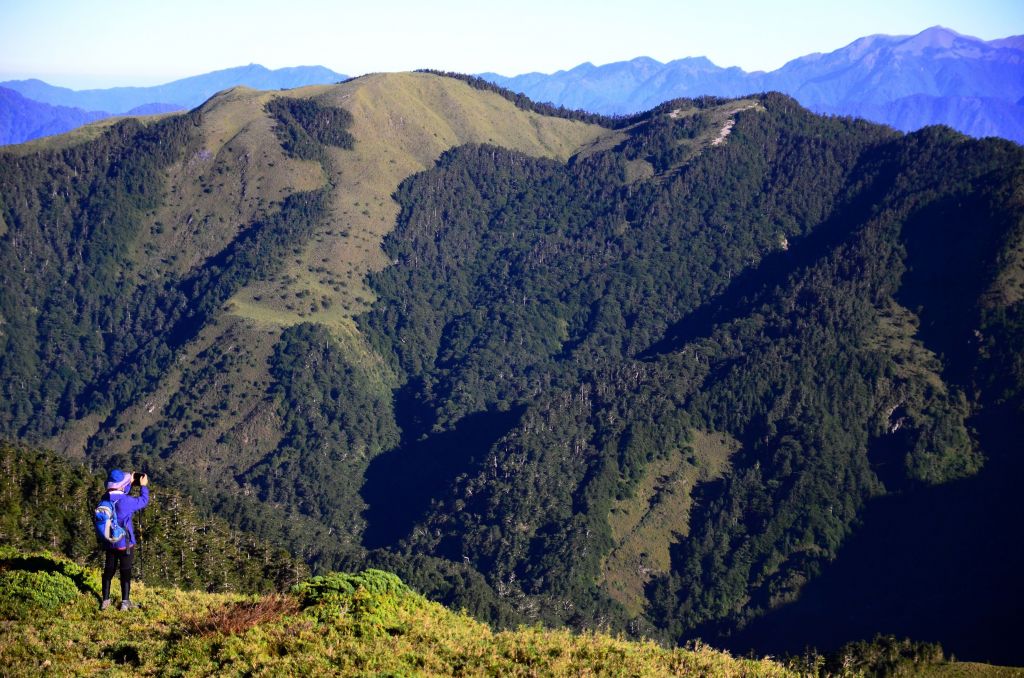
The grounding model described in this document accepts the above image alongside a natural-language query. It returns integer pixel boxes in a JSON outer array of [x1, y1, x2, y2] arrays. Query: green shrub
[[0, 547, 101, 597], [292, 569, 409, 607], [291, 569, 415, 637], [0, 569, 79, 618]]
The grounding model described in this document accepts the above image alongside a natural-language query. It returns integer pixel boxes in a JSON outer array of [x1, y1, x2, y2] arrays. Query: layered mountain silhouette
[[0, 87, 185, 146], [4, 28, 1022, 148], [0, 64, 347, 145], [1, 64, 347, 113], [482, 26, 1024, 142]]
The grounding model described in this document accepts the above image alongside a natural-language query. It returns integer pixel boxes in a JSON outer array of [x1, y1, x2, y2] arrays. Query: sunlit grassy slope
[[228, 72, 608, 328], [4, 550, 1019, 677], [0, 552, 795, 677]]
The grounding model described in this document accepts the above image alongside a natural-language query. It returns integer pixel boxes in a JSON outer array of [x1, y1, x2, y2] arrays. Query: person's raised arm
[[123, 473, 150, 511]]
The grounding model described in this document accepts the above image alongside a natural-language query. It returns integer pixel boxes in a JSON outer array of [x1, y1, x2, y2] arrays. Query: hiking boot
[[100, 599, 112, 611], [119, 600, 135, 612]]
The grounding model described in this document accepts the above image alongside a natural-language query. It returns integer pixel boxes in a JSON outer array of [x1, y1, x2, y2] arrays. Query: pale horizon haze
[[1, 0, 1022, 89]]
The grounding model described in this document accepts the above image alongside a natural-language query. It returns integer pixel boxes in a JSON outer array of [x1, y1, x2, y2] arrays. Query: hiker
[[99, 469, 150, 611]]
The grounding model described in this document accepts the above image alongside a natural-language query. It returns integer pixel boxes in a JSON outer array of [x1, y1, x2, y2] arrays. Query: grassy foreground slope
[[0, 551, 791, 677], [2, 551, 1019, 677]]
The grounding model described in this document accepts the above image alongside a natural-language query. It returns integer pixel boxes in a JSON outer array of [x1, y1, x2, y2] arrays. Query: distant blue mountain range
[[2, 28, 1022, 147], [1, 64, 347, 113], [0, 64, 347, 146], [481, 26, 1024, 143], [0, 87, 109, 145]]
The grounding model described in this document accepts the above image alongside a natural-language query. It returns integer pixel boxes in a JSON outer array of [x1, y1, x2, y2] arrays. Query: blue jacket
[[105, 486, 149, 550]]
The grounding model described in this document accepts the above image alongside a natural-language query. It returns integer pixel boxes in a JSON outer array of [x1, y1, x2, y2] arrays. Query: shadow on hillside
[[896, 192, 1010, 387], [361, 402, 524, 550], [716, 187, 1023, 665], [719, 406, 1024, 666], [638, 174, 884, 359]]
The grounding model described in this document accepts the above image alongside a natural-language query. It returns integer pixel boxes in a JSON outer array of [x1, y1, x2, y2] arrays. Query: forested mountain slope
[[1, 72, 1022, 662]]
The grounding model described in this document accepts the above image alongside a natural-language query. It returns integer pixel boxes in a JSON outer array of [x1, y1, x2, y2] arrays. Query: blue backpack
[[94, 496, 126, 545]]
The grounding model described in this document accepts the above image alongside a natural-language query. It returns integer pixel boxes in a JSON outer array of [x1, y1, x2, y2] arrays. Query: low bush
[[0, 546, 101, 597], [0, 569, 79, 618], [292, 569, 416, 637]]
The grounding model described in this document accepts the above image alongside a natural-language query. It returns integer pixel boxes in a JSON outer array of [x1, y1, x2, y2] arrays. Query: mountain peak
[[565, 61, 597, 74], [919, 25, 962, 38], [666, 55, 721, 70], [237, 63, 272, 74], [628, 56, 664, 67], [896, 25, 971, 53]]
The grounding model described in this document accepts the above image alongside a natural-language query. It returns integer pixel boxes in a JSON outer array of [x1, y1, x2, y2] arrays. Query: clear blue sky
[[2, 0, 1022, 88]]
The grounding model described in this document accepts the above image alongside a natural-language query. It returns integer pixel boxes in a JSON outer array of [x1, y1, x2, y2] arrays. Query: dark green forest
[[1, 75, 1022, 661]]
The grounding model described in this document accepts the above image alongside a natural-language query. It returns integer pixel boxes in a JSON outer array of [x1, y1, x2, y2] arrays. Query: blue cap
[[106, 469, 132, 491]]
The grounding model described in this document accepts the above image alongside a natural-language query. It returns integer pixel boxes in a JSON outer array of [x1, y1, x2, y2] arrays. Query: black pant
[[102, 548, 134, 601]]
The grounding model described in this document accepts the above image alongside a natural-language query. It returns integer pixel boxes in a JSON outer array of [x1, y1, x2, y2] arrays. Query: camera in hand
[[133, 472, 143, 484]]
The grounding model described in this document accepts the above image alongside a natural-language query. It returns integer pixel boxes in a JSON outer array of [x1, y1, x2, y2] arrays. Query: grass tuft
[[184, 593, 300, 637]]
